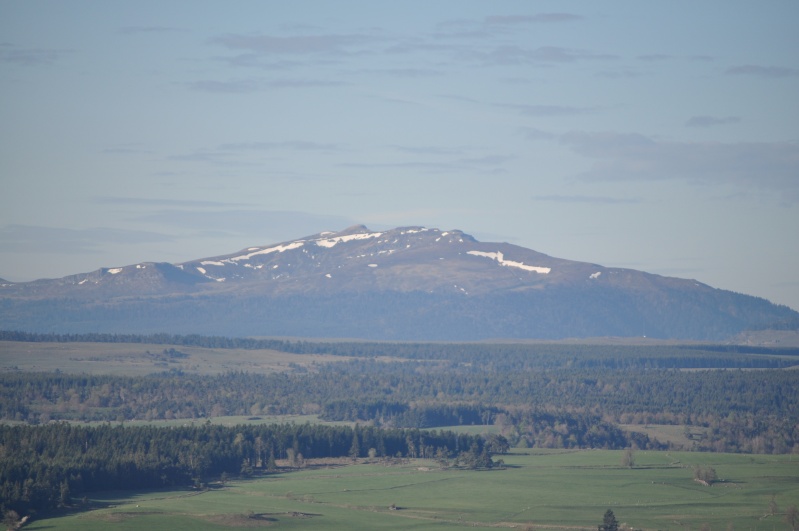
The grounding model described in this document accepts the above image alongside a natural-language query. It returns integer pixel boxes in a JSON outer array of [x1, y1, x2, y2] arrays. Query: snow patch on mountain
[[108, 268, 123, 275], [590, 271, 602, 279], [467, 250, 551, 274], [315, 232, 383, 248], [230, 241, 305, 262]]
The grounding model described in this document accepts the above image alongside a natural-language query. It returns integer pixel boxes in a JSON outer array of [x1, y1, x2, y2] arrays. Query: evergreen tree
[[349, 430, 360, 458], [598, 509, 619, 531]]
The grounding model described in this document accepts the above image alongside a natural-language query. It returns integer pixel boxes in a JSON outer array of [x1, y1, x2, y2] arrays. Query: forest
[[0, 422, 488, 516], [2, 332, 798, 517]]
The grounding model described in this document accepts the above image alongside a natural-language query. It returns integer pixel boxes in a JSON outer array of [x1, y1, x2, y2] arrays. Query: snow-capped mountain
[[1, 225, 796, 340]]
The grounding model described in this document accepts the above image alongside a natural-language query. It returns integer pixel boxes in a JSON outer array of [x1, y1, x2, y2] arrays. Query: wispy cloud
[[338, 161, 461, 172], [685, 116, 741, 128], [119, 26, 181, 35], [483, 13, 583, 25], [479, 45, 616, 65], [390, 145, 466, 156], [439, 93, 597, 121], [595, 68, 643, 79], [166, 140, 343, 169], [518, 127, 556, 140], [0, 45, 67, 66], [266, 78, 346, 88], [187, 77, 345, 93], [166, 150, 259, 166], [560, 131, 799, 200], [0, 225, 173, 254], [218, 141, 342, 152], [725, 64, 799, 78], [500, 103, 597, 117], [135, 209, 355, 239], [338, 152, 511, 174], [94, 197, 252, 208], [637, 54, 671, 62], [210, 33, 376, 55], [186, 78, 264, 93], [531, 194, 641, 204], [345, 67, 444, 78], [101, 144, 153, 155]]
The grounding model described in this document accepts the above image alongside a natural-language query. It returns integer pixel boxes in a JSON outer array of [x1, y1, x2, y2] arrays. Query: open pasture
[[0, 340, 348, 376], [26, 450, 799, 531]]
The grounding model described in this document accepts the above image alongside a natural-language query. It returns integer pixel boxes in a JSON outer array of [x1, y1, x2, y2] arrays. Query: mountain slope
[[1, 225, 796, 340]]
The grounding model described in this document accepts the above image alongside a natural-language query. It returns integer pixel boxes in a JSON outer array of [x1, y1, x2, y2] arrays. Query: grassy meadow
[[0, 340, 348, 376], [25, 449, 799, 531]]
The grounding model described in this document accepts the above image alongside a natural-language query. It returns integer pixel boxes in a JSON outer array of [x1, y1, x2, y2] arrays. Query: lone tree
[[599, 509, 619, 531], [620, 448, 635, 468], [693, 465, 717, 486]]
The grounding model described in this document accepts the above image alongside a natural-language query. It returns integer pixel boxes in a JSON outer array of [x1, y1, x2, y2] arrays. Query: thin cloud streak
[[210, 33, 376, 55], [187, 78, 346, 93], [0, 46, 67, 66], [532, 194, 641, 204], [479, 45, 617, 65], [218, 141, 342, 152], [0, 225, 174, 254], [500, 103, 597, 116], [685, 116, 741, 128], [119, 26, 181, 35], [725, 64, 799, 78], [561, 131, 799, 200], [94, 197, 253, 208], [135, 209, 356, 238], [483, 13, 584, 25]]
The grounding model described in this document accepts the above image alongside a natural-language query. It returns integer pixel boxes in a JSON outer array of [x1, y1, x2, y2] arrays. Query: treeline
[[2, 364, 796, 453], [3, 330, 798, 369], [320, 401, 663, 451], [321, 400, 504, 428], [0, 422, 482, 516], [4, 365, 798, 426]]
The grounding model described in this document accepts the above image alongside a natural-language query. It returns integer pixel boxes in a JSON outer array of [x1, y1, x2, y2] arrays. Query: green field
[[25, 450, 799, 530], [0, 340, 348, 376]]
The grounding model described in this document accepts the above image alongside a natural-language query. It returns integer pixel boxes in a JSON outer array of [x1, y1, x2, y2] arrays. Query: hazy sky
[[2, 1, 798, 310]]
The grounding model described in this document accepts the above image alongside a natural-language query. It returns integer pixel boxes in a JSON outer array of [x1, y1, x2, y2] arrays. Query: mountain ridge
[[1, 225, 796, 341]]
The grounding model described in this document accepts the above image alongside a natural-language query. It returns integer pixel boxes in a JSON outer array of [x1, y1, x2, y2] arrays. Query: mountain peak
[[337, 224, 372, 235], [1, 224, 796, 340]]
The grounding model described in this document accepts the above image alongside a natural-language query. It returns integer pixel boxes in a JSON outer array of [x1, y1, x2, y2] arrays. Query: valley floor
[[22, 449, 799, 531]]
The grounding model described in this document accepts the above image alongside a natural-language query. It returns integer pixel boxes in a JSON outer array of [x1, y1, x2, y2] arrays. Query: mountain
[[1, 225, 796, 341]]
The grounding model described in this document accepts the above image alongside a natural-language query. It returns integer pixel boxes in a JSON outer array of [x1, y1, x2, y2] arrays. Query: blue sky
[[2, 1, 798, 311]]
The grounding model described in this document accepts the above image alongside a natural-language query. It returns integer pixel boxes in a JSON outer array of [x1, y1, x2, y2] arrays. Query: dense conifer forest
[[2, 331, 798, 517], [0, 422, 483, 516]]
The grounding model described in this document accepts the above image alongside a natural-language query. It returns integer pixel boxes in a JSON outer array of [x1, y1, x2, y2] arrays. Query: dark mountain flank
[[1, 225, 796, 340]]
